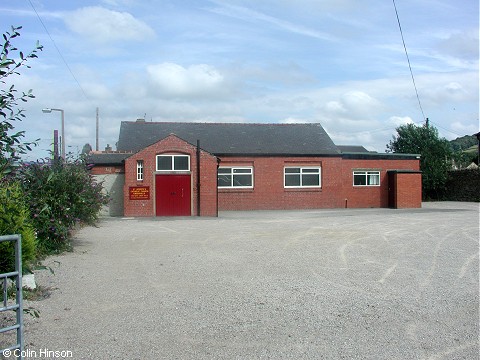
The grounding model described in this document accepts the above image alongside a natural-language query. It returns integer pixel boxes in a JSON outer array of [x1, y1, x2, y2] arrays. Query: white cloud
[[146, 63, 226, 98], [0, 7, 62, 19], [319, 91, 384, 120], [208, 2, 336, 41], [324, 101, 347, 115], [451, 121, 478, 135], [436, 29, 479, 60], [100, 0, 137, 7], [64, 6, 155, 43], [68, 124, 90, 140], [388, 116, 414, 127], [83, 82, 114, 100], [280, 117, 309, 124], [224, 0, 362, 16], [341, 91, 383, 116], [421, 79, 473, 106], [234, 62, 316, 87]]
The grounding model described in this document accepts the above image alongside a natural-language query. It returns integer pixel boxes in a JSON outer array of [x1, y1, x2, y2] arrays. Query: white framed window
[[136, 160, 144, 181], [284, 167, 321, 188], [156, 154, 190, 171], [218, 167, 253, 188], [353, 171, 380, 186]]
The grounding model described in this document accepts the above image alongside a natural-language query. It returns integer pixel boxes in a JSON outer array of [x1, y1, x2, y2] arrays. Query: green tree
[[81, 143, 93, 155], [387, 122, 453, 199], [0, 26, 42, 177]]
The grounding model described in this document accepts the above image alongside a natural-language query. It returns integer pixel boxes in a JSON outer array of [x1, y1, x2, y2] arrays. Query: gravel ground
[[2, 202, 479, 359]]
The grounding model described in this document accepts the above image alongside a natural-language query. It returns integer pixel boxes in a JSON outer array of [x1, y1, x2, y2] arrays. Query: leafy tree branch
[[0, 26, 43, 176]]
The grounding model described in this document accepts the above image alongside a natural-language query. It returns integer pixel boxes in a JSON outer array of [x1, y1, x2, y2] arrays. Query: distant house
[[90, 120, 422, 217]]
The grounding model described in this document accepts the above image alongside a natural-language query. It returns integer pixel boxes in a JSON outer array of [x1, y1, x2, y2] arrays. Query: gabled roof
[[117, 121, 340, 156]]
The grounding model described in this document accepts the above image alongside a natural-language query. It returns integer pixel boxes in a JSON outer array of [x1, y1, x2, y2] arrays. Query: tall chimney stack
[[96, 107, 99, 151]]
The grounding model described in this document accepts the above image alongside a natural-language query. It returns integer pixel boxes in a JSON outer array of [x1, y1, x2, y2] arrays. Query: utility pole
[[96, 107, 99, 151], [53, 130, 59, 163]]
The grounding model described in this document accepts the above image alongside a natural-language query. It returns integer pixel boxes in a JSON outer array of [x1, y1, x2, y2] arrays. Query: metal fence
[[0, 234, 23, 358]]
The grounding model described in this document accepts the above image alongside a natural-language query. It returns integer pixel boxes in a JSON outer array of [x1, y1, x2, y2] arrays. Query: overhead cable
[[392, 0, 426, 122], [27, 0, 91, 102]]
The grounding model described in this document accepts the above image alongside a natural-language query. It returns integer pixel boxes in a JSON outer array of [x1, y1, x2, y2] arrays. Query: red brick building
[[90, 121, 422, 217]]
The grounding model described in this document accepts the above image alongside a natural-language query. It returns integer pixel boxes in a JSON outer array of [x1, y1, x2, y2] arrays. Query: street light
[[42, 108, 65, 161]]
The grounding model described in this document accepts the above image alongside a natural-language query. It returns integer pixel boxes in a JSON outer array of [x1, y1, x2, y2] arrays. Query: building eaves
[[341, 152, 421, 160]]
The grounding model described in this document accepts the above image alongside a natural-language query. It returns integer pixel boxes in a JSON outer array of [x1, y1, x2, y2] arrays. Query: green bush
[[443, 169, 480, 202], [0, 180, 36, 272], [19, 159, 108, 254]]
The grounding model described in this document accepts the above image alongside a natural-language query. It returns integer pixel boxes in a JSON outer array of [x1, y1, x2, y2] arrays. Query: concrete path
[[7, 202, 480, 359]]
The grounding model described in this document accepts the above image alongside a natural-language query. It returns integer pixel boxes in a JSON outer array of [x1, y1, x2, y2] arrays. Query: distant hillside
[[450, 135, 477, 152]]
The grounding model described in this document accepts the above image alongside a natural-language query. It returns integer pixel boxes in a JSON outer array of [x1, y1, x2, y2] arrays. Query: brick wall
[[121, 140, 421, 215], [218, 156, 421, 210], [123, 135, 218, 217], [340, 158, 420, 208], [394, 172, 422, 208], [197, 149, 219, 216], [90, 165, 124, 175], [217, 157, 342, 210]]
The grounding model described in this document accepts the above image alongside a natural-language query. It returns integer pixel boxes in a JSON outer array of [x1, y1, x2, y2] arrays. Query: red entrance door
[[155, 175, 191, 216]]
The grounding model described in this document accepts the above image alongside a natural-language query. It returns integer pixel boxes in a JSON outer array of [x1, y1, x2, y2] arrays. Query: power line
[[27, 0, 91, 102], [392, 0, 426, 122], [333, 123, 418, 138], [429, 120, 465, 138]]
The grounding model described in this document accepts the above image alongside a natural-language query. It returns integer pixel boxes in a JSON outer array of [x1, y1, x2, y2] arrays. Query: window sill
[[284, 187, 322, 192], [218, 188, 254, 193]]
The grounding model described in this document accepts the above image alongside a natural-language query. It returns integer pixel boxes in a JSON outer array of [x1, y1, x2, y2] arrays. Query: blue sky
[[2, 0, 478, 160]]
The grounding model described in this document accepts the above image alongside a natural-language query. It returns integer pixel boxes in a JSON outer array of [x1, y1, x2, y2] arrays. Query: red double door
[[155, 175, 191, 216]]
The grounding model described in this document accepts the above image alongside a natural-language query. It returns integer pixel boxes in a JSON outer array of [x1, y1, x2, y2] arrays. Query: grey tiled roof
[[117, 121, 340, 156], [87, 152, 130, 165]]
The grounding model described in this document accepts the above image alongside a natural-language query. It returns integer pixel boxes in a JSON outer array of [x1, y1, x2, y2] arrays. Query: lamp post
[[42, 108, 65, 161]]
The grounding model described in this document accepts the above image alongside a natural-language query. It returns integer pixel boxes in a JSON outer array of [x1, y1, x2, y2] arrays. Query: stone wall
[[94, 173, 125, 216]]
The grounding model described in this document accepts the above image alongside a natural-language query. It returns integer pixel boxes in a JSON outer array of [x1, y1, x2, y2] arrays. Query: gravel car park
[[9, 202, 479, 359]]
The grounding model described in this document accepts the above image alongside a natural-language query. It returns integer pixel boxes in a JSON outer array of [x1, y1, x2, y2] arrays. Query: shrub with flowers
[[0, 26, 107, 262], [18, 158, 109, 255]]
